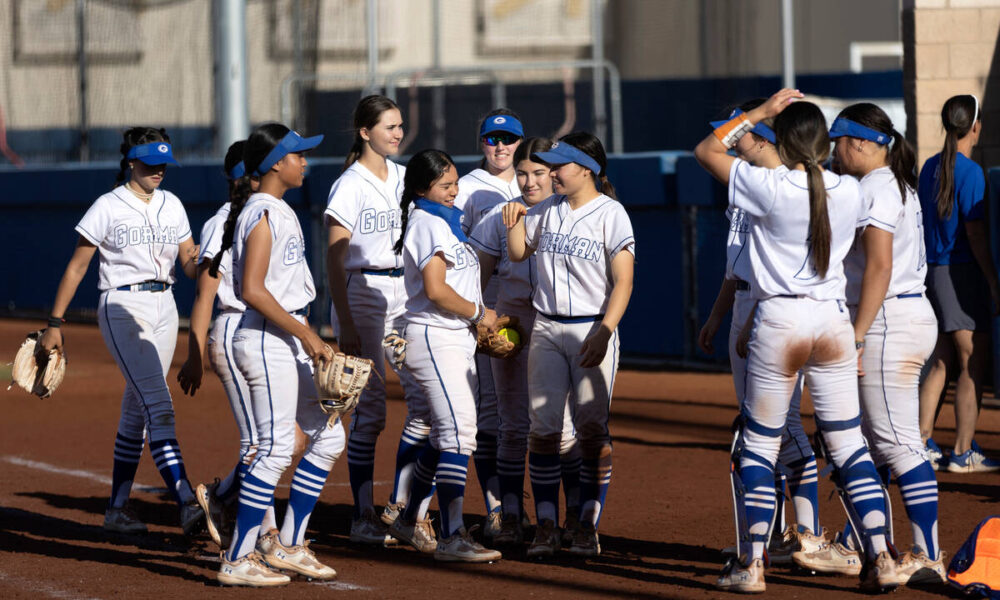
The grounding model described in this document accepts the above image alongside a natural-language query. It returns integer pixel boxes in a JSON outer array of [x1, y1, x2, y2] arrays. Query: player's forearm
[[853, 263, 891, 342], [477, 251, 497, 291], [50, 245, 96, 319], [187, 270, 218, 362], [325, 243, 356, 330], [601, 253, 634, 332], [708, 277, 738, 324], [506, 221, 531, 262], [427, 284, 478, 319]]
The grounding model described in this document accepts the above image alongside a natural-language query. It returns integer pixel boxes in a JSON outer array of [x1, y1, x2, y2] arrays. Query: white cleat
[[860, 551, 899, 593], [217, 551, 290, 587], [716, 557, 766, 594], [388, 516, 438, 553], [434, 528, 502, 563], [350, 507, 398, 546], [258, 531, 337, 580], [894, 549, 947, 585]]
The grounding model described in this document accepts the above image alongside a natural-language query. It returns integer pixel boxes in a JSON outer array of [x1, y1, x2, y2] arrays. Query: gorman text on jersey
[[537, 231, 604, 262], [359, 208, 402, 234], [114, 225, 180, 248]]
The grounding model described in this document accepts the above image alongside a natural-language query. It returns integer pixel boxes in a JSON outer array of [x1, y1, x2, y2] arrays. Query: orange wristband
[[713, 114, 754, 149]]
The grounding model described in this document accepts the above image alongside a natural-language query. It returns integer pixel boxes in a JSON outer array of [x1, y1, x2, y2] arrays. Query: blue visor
[[254, 130, 324, 176], [479, 114, 524, 138], [533, 141, 602, 175], [829, 117, 890, 145], [126, 142, 179, 166], [709, 109, 776, 145], [228, 161, 245, 179]]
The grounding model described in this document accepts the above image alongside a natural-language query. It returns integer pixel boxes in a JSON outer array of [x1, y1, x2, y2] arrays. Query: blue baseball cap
[[127, 142, 179, 166], [479, 114, 524, 138], [254, 130, 324, 176], [532, 140, 602, 175], [709, 109, 776, 145], [829, 117, 890, 145]]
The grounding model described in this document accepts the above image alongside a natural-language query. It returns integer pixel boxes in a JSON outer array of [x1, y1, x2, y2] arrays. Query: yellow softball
[[497, 327, 520, 345]]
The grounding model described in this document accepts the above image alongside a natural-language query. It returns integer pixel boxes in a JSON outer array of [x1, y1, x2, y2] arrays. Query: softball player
[[175, 141, 280, 550], [468, 137, 582, 547], [503, 131, 635, 559], [917, 94, 1000, 473], [825, 103, 944, 585], [454, 110, 524, 535], [324, 94, 428, 544], [39, 127, 203, 536], [387, 149, 502, 563], [697, 101, 828, 567], [695, 90, 896, 593], [217, 123, 343, 586]]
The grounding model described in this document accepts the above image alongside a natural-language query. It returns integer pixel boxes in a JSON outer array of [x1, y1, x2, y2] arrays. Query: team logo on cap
[[493, 116, 506, 124], [551, 142, 559, 148], [157, 144, 168, 154]]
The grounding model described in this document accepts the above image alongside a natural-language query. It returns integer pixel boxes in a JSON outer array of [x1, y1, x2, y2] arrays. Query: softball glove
[[9, 330, 66, 399], [314, 352, 373, 419], [476, 315, 525, 359]]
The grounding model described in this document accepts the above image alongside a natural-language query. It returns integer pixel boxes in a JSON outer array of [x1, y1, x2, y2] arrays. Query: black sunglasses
[[482, 133, 521, 147]]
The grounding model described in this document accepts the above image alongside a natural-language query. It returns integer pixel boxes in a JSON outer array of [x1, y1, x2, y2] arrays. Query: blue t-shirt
[[919, 152, 985, 265]]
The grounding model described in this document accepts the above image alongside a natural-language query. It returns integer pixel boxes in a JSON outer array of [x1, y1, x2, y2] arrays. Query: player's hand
[[502, 202, 527, 229], [480, 308, 499, 331], [736, 324, 753, 359], [698, 316, 721, 355], [303, 331, 334, 365], [40, 327, 63, 353], [177, 355, 203, 396], [579, 325, 611, 368], [337, 322, 362, 356], [748, 88, 803, 122]]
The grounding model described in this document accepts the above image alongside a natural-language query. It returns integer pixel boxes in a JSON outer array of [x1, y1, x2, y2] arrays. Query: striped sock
[[401, 445, 439, 522], [528, 452, 561, 524], [580, 448, 613, 527], [390, 422, 430, 505], [497, 442, 526, 518], [738, 462, 777, 560], [149, 438, 193, 505], [109, 433, 144, 509], [473, 433, 500, 515], [436, 452, 470, 537], [227, 472, 275, 561], [280, 458, 330, 547], [560, 447, 582, 520], [347, 437, 377, 518], [216, 464, 241, 504], [897, 461, 939, 560], [786, 455, 819, 534], [843, 457, 888, 556]]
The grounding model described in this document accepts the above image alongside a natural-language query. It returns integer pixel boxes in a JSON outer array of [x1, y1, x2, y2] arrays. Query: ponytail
[[343, 135, 366, 172], [343, 94, 401, 172], [114, 126, 169, 189], [393, 189, 416, 255], [887, 129, 917, 203], [936, 94, 979, 220], [598, 173, 618, 200], [209, 179, 253, 278], [805, 161, 831, 277]]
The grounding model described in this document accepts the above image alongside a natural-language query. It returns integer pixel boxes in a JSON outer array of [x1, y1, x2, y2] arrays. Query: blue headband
[[126, 142, 179, 166], [709, 109, 776, 144], [532, 141, 602, 176], [228, 161, 245, 179], [253, 130, 324, 176], [479, 115, 524, 138], [829, 117, 891, 145]]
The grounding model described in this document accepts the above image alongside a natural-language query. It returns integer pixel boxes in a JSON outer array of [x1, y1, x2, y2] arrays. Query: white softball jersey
[[725, 166, 790, 284], [75, 186, 192, 291], [523, 194, 636, 317], [468, 198, 537, 310], [728, 158, 866, 301], [232, 192, 316, 314], [844, 166, 927, 304], [198, 203, 246, 312], [402, 208, 483, 330], [455, 168, 520, 234], [324, 159, 405, 271]]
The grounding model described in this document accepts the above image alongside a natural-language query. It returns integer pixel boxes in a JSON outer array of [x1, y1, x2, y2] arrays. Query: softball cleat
[[217, 551, 290, 587], [561, 512, 581, 548], [716, 557, 766, 594], [859, 551, 899, 593], [568, 522, 601, 557], [434, 528, 502, 563], [104, 504, 148, 535], [180, 498, 205, 536], [526, 519, 561, 559], [258, 531, 337, 580], [350, 507, 398, 546], [792, 534, 862, 576], [947, 441, 1000, 473], [196, 481, 226, 548], [381, 501, 404, 526], [492, 514, 524, 546], [388, 516, 438, 553], [894, 549, 947, 585]]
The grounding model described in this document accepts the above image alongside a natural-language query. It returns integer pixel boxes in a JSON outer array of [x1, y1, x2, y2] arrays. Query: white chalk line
[[0, 570, 103, 600]]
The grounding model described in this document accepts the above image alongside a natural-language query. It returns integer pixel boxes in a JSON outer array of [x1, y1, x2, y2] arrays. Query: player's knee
[[579, 437, 611, 460], [293, 426, 310, 457], [528, 432, 561, 454]]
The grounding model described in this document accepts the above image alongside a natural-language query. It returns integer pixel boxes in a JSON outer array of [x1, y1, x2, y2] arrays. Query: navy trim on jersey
[[467, 171, 516, 200], [868, 216, 897, 231], [468, 232, 500, 255], [610, 235, 635, 257], [326, 206, 354, 232], [417, 244, 447, 270], [787, 172, 844, 192], [223, 315, 257, 446], [425, 325, 462, 452], [76, 224, 102, 246]]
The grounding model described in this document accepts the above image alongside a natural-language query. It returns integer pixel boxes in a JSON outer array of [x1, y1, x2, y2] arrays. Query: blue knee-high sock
[[528, 452, 561, 524], [497, 447, 526, 518], [149, 438, 193, 505], [580, 450, 612, 528], [436, 451, 470, 538], [280, 458, 330, 547], [842, 456, 889, 557], [390, 426, 429, 505], [738, 462, 777, 561], [227, 472, 276, 561], [473, 433, 500, 514], [560, 449, 582, 519], [401, 445, 439, 522], [786, 455, 819, 534], [216, 463, 241, 505], [109, 433, 144, 509], [841, 461, 891, 552], [347, 437, 377, 518], [897, 461, 939, 560]]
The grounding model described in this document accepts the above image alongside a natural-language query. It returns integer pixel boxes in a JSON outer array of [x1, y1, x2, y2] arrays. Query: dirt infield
[[1, 319, 995, 599]]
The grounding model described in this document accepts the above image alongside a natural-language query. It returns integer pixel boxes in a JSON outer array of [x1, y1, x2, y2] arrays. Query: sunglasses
[[482, 133, 521, 147]]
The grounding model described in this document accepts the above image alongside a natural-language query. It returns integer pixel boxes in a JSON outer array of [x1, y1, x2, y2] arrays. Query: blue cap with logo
[[829, 117, 890, 145], [127, 142, 180, 166], [254, 130, 324, 176], [479, 114, 524, 138], [532, 140, 602, 175]]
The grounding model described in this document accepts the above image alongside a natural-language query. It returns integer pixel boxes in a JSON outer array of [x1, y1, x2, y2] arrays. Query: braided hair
[[209, 140, 252, 277], [114, 127, 169, 188], [393, 149, 456, 255]]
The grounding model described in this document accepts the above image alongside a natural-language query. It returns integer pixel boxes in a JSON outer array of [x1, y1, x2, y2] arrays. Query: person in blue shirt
[[917, 94, 1000, 473]]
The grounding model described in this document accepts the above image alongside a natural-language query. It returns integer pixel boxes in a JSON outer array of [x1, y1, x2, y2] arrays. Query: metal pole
[[366, 0, 379, 94], [214, 0, 249, 154], [77, 0, 89, 161], [781, 0, 795, 89], [431, 0, 445, 149], [292, 0, 303, 130], [591, 0, 607, 145]]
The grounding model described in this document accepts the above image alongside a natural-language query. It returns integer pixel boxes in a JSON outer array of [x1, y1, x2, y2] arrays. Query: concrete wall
[[902, 0, 1000, 166]]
